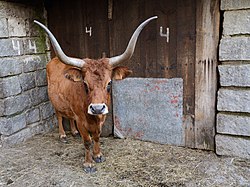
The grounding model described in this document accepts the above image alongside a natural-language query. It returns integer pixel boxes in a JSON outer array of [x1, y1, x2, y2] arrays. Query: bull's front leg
[[76, 122, 96, 173], [92, 131, 106, 163]]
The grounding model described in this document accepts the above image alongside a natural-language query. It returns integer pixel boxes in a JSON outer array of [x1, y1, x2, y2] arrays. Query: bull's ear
[[112, 66, 132, 80], [64, 68, 83, 82]]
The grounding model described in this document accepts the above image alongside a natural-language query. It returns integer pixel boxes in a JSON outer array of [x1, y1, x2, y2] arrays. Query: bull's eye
[[84, 81, 89, 94], [107, 80, 112, 93]]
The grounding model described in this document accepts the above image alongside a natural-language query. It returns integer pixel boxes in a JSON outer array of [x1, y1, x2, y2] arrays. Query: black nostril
[[90, 105, 95, 113], [101, 105, 105, 111]]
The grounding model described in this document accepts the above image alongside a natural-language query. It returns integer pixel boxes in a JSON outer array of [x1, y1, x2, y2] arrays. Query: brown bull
[[34, 16, 157, 173]]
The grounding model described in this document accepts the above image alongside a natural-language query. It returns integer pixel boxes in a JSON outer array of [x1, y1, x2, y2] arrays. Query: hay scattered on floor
[[0, 131, 249, 187]]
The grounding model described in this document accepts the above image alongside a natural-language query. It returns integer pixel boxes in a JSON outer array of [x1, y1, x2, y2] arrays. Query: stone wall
[[216, 0, 250, 158], [0, 1, 56, 146]]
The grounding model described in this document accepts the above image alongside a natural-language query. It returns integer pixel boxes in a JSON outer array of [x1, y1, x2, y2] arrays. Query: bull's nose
[[88, 103, 108, 115]]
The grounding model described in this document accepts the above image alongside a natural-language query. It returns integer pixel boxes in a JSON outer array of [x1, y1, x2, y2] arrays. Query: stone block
[[29, 119, 54, 135], [221, 0, 250, 10], [223, 10, 250, 36], [8, 17, 26, 37], [23, 37, 46, 55], [217, 89, 250, 113], [219, 37, 250, 61], [112, 78, 184, 146], [19, 72, 36, 91], [0, 93, 31, 116], [218, 64, 250, 87], [1, 128, 32, 145], [26, 107, 40, 125], [25, 18, 41, 37], [0, 38, 23, 57], [40, 102, 54, 120], [0, 57, 22, 77], [0, 114, 26, 135], [0, 1, 39, 19], [22, 55, 47, 72], [0, 76, 21, 98], [217, 113, 250, 136], [28, 86, 48, 106], [46, 115, 57, 129], [0, 18, 8, 38], [216, 134, 250, 159], [36, 69, 47, 86]]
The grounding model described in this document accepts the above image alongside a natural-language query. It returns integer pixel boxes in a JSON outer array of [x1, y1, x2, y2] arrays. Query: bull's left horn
[[34, 20, 85, 68], [109, 16, 158, 66]]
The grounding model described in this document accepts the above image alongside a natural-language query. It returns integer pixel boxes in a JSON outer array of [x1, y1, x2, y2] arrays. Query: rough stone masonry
[[217, 0, 250, 159], [0, 1, 56, 146]]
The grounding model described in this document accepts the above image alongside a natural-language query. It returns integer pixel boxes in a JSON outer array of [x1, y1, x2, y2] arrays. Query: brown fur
[[47, 57, 131, 170]]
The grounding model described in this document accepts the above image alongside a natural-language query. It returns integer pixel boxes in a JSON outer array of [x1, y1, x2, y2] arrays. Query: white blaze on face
[[88, 103, 109, 115]]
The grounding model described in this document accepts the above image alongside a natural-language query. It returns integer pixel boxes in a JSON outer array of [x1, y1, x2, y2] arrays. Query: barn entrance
[[45, 0, 219, 150]]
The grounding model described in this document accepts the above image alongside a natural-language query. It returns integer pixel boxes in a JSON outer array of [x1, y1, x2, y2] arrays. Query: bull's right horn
[[34, 20, 85, 68], [109, 16, 158, 66]]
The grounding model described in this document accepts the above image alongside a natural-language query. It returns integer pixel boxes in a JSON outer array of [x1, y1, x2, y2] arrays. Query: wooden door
[[46, 0, 109, 59], [46, 0, 219, 150]]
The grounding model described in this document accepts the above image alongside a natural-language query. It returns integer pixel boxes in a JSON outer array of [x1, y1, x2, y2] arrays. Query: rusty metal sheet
[[112, 78, 184, 146]]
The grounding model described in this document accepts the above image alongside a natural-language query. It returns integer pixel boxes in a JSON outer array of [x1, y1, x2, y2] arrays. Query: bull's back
[[46, 58, 81, 118]]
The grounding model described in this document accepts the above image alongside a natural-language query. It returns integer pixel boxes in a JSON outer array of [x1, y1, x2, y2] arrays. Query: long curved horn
[[109, 16, 158, 66], [34, 20, 85, 68]]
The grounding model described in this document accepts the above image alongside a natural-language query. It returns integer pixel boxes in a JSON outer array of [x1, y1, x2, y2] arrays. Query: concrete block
[[40, 102, 54, 120], [0, 94, 31, 116], [217, 113, 250, 136], [112, 78, 184, 146], [221, 0, 250, 10], [26, 107, 40, 125], [0, 38, 23, 57], [0, 18, 8, 38], [217, 89, 250, 113], [218, 64, 250, 87], [219, 37, 250, 61], [36, 69, 47, 86], [216, 134, 250, 159], [8, 17, 26, 37], [223, 10, 250, 35], [23, 37, 46, 55], [0, 57, 22, 77], [0, 114, 26, 135], [0, 76, 21, 98], [19, 72, 36, 91], [1, 128, 32, 145], [22, 55, 47, 72]]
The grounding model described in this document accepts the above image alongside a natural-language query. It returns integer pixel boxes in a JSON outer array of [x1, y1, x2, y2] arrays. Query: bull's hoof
[[94, 155, 106, 163], [59, 136, 68, 143], [83, 166, 97, 173], [72, 132, 81, 138]]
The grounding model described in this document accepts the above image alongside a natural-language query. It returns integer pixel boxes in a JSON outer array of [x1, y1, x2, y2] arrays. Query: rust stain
[[170, 95, 179, 104], [114, 115, 124, 132]]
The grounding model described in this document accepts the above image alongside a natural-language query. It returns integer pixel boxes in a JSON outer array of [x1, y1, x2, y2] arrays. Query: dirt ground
[[0, 130, 249, 187]]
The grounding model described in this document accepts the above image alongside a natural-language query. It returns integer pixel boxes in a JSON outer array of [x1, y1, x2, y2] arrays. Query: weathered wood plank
[[194, 0, 220, 150], [177, 0, 196, 148]]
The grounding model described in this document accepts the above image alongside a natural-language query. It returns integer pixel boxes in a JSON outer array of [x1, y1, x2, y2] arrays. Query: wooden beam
[[194, 0, 220, 150]]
